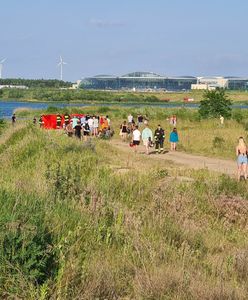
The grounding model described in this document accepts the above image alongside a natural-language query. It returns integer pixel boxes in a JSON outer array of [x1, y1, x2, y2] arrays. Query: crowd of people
[[11, 110, 248, 181], [119, 113, 179, 155], [38, 113, 114, 140]]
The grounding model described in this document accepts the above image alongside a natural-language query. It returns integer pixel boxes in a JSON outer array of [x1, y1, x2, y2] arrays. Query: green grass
[[1, 109, 248, 298]]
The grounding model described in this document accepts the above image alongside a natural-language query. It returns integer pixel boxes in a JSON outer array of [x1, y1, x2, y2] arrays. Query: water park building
[[80, 72, 197, 91], [79, 72, 248, 91]]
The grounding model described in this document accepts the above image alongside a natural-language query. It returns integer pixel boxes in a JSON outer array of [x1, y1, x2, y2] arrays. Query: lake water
[[0, 100, 247, 119]]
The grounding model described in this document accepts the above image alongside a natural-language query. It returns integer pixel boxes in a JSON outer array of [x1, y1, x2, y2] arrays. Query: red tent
[[41, 114, 85, 129]]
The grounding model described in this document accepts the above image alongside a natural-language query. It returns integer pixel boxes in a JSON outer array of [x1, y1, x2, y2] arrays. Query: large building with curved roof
[[80, 72, 197, 91]]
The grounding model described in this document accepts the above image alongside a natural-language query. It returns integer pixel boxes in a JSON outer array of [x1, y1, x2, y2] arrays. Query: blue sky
[[1, 0, 248, 81]]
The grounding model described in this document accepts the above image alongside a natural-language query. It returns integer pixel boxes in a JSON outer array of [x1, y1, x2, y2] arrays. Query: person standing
[[88, 116, 94, 135], [33, 117, 37, 125], [154, 124, 165, 154], [220, 115, 224, 126], [128, 113, 133, 125], [236, 137, 247, 181], [56, 114, 62, 129], [64, 113, 70, 127], [142, 124, 153, 155], [120, 121, 128, 142], [12, 113, 16, 125], [74, 120, 82, 139], [132, 125, 141, 153], [82, 121, 90, 141], [71, 116, 79, 129], [137, 114, 143, 126], [39, 115, 44, 128], [106, 115, 111, 126], [92, 116, 99, 136], [169, 127, 179, 151], [65, 120, 74, 137]]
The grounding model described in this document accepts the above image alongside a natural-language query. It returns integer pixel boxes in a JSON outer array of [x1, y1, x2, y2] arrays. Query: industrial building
[[192, 77, 248, 90]]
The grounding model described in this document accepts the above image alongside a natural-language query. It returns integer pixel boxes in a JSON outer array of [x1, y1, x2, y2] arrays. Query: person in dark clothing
[[83, 122, 90, 141], [120, 121, 128, 142], [74, 120, 82, 139], [56, 114, 62, 129], [154, 124, 165, 154], [39, 115, 44, 128], [64, 113, 70, 126], [137, 114, 143, 126], [12, 113, 16, 125]]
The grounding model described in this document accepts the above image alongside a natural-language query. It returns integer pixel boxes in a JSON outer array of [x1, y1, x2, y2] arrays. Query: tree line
[[0, 87, 160, 102], [0, 78, 72, 88]]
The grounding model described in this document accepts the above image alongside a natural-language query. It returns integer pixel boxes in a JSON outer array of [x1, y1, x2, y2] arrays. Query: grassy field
[[1, 108, 248, 299], [2, 88, 248, 103], [15, 105, 248, 160]]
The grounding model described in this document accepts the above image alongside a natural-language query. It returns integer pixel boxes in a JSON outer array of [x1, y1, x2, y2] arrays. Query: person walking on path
[[154, 124, 165, 154], [170, 127, 179, 151], [120, 121, 128, 142], [236, 137, 247, 181], [132, 125, 141, 153], [142, 124, 153, 155]]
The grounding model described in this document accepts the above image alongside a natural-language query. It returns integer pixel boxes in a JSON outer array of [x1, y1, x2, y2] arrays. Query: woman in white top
[[132, 125, 141, 153]]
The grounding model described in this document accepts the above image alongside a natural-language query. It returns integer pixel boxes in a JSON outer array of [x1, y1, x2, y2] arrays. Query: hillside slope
[[1, 123, 248, 299]]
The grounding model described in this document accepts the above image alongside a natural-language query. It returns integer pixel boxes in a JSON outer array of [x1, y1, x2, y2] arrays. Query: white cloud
[[89, 18, 125, 28]]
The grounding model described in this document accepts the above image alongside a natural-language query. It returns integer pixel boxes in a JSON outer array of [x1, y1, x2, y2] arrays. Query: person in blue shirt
[[169, 127, 179, 151]]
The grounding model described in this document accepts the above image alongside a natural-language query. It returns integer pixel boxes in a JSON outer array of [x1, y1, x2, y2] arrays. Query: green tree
[[199, 89, 232, 118]]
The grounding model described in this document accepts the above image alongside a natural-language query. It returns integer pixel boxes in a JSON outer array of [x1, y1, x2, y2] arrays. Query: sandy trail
[[110, 140, 237, 176]]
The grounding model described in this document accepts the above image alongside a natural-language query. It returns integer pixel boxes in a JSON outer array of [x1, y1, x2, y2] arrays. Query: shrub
[[0, 190, 58, 288], [212, 136, 225, 148]]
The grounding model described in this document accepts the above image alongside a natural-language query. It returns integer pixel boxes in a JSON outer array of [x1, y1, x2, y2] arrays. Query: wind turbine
[[58, 56, 67, 81], [0, 58, 6, 79]]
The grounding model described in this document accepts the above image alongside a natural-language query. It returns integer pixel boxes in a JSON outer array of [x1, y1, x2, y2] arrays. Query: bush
[[0, 190, 58, 287], [212, 136, 225, 148]]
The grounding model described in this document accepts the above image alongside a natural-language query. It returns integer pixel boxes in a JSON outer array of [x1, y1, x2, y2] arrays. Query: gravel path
[[111, 140, 237, 176]]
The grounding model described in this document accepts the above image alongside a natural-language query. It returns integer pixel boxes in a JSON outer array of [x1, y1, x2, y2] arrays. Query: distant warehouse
[[79, 72, 197, 91], [191, 77, 248, 90]]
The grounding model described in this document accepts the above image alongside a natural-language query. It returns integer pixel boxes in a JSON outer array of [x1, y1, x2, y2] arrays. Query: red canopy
[[41, 114, 85, 129]]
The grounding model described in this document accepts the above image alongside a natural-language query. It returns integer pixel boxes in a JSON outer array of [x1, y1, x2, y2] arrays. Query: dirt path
[[110, 140, 237, 176]]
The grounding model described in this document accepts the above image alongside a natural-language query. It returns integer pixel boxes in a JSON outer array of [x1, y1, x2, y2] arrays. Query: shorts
[[133, 140, 140, 146], [84, 131, 89, 136], [237, 154, 248, 165]]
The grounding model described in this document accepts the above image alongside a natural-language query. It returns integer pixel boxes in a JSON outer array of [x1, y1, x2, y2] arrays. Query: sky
[[1, 0, 248, 81]]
